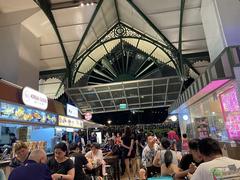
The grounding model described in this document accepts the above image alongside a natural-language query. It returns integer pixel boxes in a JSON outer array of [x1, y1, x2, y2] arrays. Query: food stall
[[0, 100, 57, 148], [55, 115, 84, 144]]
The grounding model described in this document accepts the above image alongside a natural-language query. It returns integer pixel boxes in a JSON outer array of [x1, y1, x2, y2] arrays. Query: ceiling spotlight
[[170, 115, 177, 122], [86, 3, 90, 6], [107, 120, 112, 124], [80, 3, 84, 7], [183, 115, 189, 121]]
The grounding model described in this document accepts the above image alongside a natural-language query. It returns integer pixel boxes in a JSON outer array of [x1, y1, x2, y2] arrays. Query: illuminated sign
[[22, 87, 48, 110], [58, 115, 83, 128], [119, 103, 127, 109], [219, 87, 240, 140], [66, 104, 79, 118], [0, 101, 57, 125], [84, 112, 92, 121]]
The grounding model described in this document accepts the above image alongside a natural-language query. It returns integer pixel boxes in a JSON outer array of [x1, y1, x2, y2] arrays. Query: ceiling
[[0, 0, 210, 113], [0, 0, 208, 72]]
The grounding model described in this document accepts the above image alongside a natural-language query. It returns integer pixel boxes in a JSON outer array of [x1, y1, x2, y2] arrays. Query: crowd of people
[[4, 126, 240, 180]]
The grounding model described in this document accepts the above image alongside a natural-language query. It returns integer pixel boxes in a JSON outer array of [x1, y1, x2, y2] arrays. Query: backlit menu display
[[219, 87, 240, 140], [0, 101, 57, 125]]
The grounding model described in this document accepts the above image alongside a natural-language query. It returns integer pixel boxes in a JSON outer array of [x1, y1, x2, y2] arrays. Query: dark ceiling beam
[[73, 36, 177, 83], [138, 60, 172, 79], [134, 46, 157, 75], [40, 68, 66, 76], [126, 0, 177, 52], [50, 0, 98, 10], [171, 38, 206, 44], [34, 0, 70, 70], [75, 23, 169, 63], [159, 23, 202, 31], [182, 51, 210, 60], [136, 37, 141, 48], [57, 22, 88, 28], [77, 71, 111, 83], [102, 43, 109, 54], [114, 53, 123, 74], [39, 68, 66, 80], [185, 61, 200, 75], [40, 56, 67, 61], [72, 23, 119, 82], [92, 69, 114, 81], [178, 0, 185, 75], [71, 0, 104, 67], [40, 36, 205, 47], [136, 62, 155, 78], [126, 0, 200, 77], [114, 0, 121, 23], [146, 6, 201, 16], [72, 22, 180, 84], [114, 0, 125, 73], [87, 53, 117, 79], [179, 0, 200, 77], [51, 0, 81, 10], [126, 51, 130, 73], [88, 55, 111, 71], [101, 58, 118, 77], [126, 0, 181, 76]]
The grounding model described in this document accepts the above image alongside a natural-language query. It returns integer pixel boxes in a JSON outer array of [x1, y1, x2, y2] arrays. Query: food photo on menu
[[0, 101, 57, 125]]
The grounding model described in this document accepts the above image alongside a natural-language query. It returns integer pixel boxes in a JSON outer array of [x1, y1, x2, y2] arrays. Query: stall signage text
[[58, 115, 83, 128], [22, 87, 48, 110], [66, 104, 79, 118]]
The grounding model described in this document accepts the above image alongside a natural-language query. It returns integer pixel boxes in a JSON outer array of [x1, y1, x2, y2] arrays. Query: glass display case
[[188, 86, 229, 141]]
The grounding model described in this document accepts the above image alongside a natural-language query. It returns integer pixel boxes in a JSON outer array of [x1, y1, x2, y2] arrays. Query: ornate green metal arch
[[71, 22, 182, 85]]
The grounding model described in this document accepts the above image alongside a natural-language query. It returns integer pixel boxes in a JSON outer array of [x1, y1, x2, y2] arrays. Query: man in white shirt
[[85, 143, 107, 176], [142, 135, 160, 177], [190, 138, 240, 180]]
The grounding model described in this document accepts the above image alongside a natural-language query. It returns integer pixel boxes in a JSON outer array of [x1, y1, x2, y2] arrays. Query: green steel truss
[[36, 0, 203, 91]]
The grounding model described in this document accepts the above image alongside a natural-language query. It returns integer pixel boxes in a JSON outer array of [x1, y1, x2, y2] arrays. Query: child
[[138, 168, 146, 180], [181, 133, 189, 155]]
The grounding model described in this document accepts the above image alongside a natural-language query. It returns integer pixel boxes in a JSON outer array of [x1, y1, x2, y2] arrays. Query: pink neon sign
[[219, 87, 240, 140]]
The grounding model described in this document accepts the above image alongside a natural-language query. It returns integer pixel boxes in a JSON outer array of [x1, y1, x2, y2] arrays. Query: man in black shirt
[[69, 143, 93, 180], [175, 139, 203, 179]]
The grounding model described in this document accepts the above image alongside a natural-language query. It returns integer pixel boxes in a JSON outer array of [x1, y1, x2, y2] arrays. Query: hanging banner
[[22, 86, 48, 110]]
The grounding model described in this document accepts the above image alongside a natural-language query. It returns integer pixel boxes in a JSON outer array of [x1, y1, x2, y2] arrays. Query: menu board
[[58, 115, 83, 129], [0, 101, 57, 125], [219, 87, 240, 140]]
